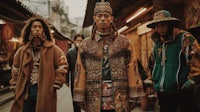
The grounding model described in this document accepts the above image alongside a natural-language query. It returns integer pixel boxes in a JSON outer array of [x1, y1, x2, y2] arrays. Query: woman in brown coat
[[9, 16, 68, 112]]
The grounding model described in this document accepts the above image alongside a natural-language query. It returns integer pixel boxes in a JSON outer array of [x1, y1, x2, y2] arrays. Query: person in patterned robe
[[72, 0, 144, 112]]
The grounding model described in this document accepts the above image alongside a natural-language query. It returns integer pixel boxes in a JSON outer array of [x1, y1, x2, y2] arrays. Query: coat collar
[[95, 33, 112, 42], [22, 38, 55, 52], [152, 28, 185, 46], [20, 38, 55, 67]]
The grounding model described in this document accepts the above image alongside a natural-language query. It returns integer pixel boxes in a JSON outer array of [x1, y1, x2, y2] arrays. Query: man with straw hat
[[147, 10, 200, 112], [73, 0, 145, 111]]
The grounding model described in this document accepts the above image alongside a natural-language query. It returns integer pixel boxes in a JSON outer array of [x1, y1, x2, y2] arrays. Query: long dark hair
[[74, 34, 85, 41], [91, 21, 118, 40], [21, 16, 52, 44]]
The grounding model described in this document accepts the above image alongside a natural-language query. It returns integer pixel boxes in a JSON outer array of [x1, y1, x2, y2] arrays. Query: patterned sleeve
[[181, 32, 200, 88], [73, 48, 86, 102], [181, 32, 196, 64], [53, 46, 68, 89], [127, 42, 145, 101], [188, 40, 200, 83]]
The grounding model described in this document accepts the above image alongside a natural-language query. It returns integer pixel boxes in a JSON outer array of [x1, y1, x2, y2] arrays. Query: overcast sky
[[64, 0, 87, 19]]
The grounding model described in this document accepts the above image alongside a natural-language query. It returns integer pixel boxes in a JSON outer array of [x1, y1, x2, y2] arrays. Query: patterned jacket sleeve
[[181, 32, 200, 89], [53, 46, 68, 89], [73, 48, 86, 102], [127, 42, 145, 101]]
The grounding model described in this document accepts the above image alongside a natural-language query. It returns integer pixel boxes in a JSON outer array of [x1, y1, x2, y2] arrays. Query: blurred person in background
[[72, 0, 145, 112], [136, 60, 157, 111], [66, 34, 85, 112]]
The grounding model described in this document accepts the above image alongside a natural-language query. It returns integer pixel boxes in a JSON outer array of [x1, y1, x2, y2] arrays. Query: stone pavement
[[57, 84, 74, 112], [0, 86, 14, 107], [0, 84, 158, 112], [0, 84, 74, 112]]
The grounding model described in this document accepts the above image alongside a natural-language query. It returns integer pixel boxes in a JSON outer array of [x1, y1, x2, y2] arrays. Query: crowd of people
[[9, 0, 200, 112]]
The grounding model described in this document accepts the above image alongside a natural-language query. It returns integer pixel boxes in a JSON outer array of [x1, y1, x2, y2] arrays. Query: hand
[[181, 80, 195, 90], [53, 80, 63, 89], [144, 79, 152, 84], [10, 87, 16, 93], [10, 83, 16, 93]]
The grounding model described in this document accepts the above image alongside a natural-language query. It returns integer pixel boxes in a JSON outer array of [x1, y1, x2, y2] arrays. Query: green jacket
[[152, 30, 196, 92]]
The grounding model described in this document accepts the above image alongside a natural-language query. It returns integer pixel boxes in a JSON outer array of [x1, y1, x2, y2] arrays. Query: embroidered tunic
[[101, 39, 114, 110], [73, 34, 144, 112]]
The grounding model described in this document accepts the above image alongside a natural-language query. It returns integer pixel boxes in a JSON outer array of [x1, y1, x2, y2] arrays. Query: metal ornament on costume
[[94, 0, 113, 15]]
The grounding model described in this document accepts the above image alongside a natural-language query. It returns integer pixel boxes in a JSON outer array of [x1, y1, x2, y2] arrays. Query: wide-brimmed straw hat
[[147, 10, 180, 28]]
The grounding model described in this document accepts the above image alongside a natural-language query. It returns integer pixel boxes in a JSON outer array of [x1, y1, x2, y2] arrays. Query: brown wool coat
[[9, 39, 68, 112]]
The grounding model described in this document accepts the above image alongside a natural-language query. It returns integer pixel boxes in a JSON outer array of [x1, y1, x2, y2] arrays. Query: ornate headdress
[[94, 0, 113, 15]]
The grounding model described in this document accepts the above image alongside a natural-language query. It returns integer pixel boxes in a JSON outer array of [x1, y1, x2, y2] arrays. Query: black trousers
[[71, 82, 81, 112], [73, 102, 81, 112], [23, 84, 38, 112], [157, 89, 198, 112]]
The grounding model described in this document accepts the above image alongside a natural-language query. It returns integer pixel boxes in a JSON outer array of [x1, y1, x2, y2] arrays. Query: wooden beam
[[114, 0, 152, 28], [0, 2, 28, 20]]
